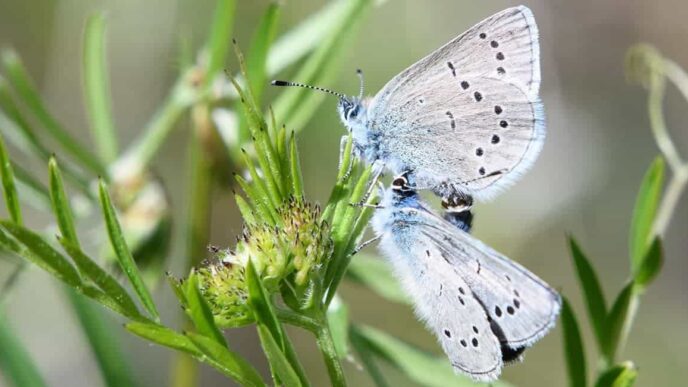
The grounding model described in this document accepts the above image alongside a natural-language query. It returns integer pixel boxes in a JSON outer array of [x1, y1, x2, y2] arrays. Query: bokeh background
[[1, 0, 687, 386]]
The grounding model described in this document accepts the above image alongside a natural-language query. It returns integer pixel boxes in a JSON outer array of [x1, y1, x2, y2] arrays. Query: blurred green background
[[1, 0, 687, 386]]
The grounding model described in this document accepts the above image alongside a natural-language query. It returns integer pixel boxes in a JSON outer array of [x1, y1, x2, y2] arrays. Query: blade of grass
[[1, 49, 105, 176], [0, 306, 47, 387], [186, 332, 265, 387], [236, 1, 281, 144], [65, 288, 137, 387], [0, 133, 22, 224], [184, 273, 227, 347], [561, 298, 587, 387], [568, 236, 607, 350], [204, 0, 237, 88], [0, 221, 81, 287], [603, 282, 634, 363], [629, 157, 665, 273], [83, 13, 118, 162], [98, 180, 159, 321], [633, 237, 663, 289], [256, 324, 302, 387], [595, 362, 637, 387]]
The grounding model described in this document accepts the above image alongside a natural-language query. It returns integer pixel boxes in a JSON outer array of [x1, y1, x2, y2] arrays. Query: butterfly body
[[338, 6, 545, 204], [370, 177, 560, 382]]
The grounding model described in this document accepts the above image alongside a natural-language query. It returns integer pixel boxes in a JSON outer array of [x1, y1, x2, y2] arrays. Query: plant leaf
[[256, 324, 302, 387], [326, 295, 350, 359], [595, 362, 637, 387], [289, 131, 304, 199], [66, 288, 136, 387], [1, 49, 105, 176], [603, 282, 634, 362], [246, 258, 284, 347], [629, 156, 664, 273], [353, 324, 511, 387], [48, 157, 79, 246], [0, 221, 81, 287], [346, 254, 408, 304], [83, 13, 118, 162], [561, 298, 587, 387], [568, 236, 607, 349], [184, 273, 227, 347], [0, 133, 22, 224], [126, 322, 201, 356], [186, 332, 265, 387], [98, 180, 159, 321], [349, 328, 390, 387], [204, 0, 237, 87], [0, 306, 47, 387], [58, 239, 143, 321], [633, 237, 663, 289]]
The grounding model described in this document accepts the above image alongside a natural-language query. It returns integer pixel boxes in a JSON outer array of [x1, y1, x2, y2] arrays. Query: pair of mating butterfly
[[273, 6, 560, 382]]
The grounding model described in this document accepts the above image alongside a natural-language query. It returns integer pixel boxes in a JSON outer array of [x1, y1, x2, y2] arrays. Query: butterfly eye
[[347, 105, 359, 119]]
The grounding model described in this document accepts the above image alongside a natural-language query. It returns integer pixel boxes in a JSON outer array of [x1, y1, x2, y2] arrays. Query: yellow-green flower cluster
[[192, 197, 332, 326]]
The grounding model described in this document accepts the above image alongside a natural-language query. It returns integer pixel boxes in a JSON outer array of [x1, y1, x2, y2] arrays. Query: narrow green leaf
[[0, 221, 81, 287], [595, 362, 637, 387], [58, 239, 143, 321], [204, 0, 237, 87], [634, 237, 663, 289], [327, 296, 350, 359], [0, 133, 22, 224], [349, 328, 390, 387], [235, 173, 278, 224], [66, 288, 137, 387], [257, 324, 302, 387], [48, 157, 78, 246], [240, 148, 279, 209], [629, 157, 664, 273], [346, 254, 408, 304], [246, 258, 283, 347], [0, 306, 48, 387], [289, 131, 304, 199], [184, 273, 227, 347], [1, 49, 105, 176], [237, 1, 281, 142], [234, 192, 257, 225], [568, 236, 607, 349], [561, 298, 587, 387], [186, 332, 265, 387], [353, 324, 510, 387], [127, 322, 202, 356], [603, 283, 634, 362], [83, 13, 118, 162], [98, 180, 159, 321], [166, 273, 187, 306]]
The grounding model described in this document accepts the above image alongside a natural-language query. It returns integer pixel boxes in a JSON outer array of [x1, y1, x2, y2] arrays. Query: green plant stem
[[276, 308, 319, 332], [171, 104, 215, 387], [121, 77, 193, 175], [315, 318, 347, 387]]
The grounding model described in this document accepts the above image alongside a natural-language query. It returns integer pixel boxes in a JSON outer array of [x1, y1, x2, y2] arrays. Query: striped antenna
[[271, 80, 346, 99]]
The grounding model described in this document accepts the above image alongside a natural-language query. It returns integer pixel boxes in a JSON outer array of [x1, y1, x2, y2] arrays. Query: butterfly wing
[[413, 211, 561, 349], [367, 6, 544, 200], [378, 229, 503, 382]]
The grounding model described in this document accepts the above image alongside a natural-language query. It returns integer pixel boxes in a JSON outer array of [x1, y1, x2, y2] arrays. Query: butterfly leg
[[350, 235, 382, 256], [349, 161, 385, 207]]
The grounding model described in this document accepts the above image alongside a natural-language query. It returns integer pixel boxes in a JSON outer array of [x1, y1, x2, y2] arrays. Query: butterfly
[[369, 173, 560, 382], [273, 6, 545, 214]]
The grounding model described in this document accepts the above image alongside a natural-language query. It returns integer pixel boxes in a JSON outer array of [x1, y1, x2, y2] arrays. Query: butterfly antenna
[[271, 80, 346, 99], [356, 68, 365, 99]]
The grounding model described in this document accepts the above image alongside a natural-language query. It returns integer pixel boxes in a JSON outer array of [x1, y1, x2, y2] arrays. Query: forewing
[[416, 211, 561, 349], [368, 6, 544, 199], [381, 228, 502, 381]]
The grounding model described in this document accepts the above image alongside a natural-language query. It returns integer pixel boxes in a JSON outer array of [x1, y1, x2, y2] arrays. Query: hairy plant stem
[[315, 312, 347, 387]]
